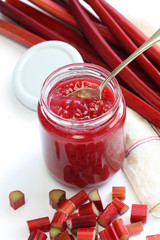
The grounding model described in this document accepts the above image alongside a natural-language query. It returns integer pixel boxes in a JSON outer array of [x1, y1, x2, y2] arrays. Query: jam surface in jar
[[48, 79, 114, 120], [38, 65, 126, 188]]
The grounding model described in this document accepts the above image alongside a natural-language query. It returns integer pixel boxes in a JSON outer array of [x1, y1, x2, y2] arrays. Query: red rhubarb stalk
[[99, 225, 120, 240], [49, 189, 66, 209], [88, 188, 103, 212], [66, 0, 160, 111], [6, 0, 96, 55], [112, 186, 126, 200], [130, 204, 148, 223], [120, 86, 160, 128], [97, 203, 118, 228], [125, 221, 143, 236], [99, 0, 160, 68], [57, 199, 76, 216], [77, 228, 96, 240], [85, 0, 160, 88], [69, 190, 88, 208], [0, 1, 64, 41], [27, 0, 119, 46], [28, 0, 77, 27], [27, 217, 50, 233], [66, 214, 97, 230], [28, 230, 47, 240], [9, 190, 25, 210], [112, 218, 129, 240], [50, 212, 68, 231], [0, 1, 110, 69], [79, 202, 99, 216], [0, 19, 44, 47], [112, 198, 129, 215]]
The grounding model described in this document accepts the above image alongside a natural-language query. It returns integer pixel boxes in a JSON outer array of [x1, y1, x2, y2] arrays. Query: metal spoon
[[68, 28, 160, 99]]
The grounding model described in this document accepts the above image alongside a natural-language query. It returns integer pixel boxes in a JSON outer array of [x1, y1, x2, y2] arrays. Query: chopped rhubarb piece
[[9, 190, 25, 210], [57, 199, 76, 216], [99, 225, 120, 240], [112, 186, 126, 200], [69, 190, 88, 208], [77, 228, 96, 240], [112, 218, 129, 240], [49, 189, 66, 209], [79, 202, 99, 216], [88, 188, 103, 212], [66, 214, 97, 230], [49, 227, 62, 240], [146, 235, 160, 240], [57, 230, 74, 240], [97, 203, 118, 228], [130, 204, 147, 223], [112, 198, 129, 215], [28, 230, 47, 240], [51, 211, 68, 231], [27, 217, 50, 233], [126, 221, 143, 235]]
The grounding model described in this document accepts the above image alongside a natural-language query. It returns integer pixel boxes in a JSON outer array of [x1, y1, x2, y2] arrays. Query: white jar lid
[[13, 41, 84, 111]]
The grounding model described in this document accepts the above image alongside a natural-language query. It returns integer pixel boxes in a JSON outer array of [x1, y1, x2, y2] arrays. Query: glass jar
[[38, 63, 126, 188]]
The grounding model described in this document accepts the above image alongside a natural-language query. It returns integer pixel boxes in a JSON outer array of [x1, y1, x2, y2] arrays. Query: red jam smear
[[38, 79, 126, 188]]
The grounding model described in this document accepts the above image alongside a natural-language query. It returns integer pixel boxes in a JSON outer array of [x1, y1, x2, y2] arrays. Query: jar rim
[[40, 63, 123, 128]]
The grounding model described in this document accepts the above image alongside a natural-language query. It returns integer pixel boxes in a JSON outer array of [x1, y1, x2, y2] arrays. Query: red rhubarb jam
[[38, 63, 126, 187]]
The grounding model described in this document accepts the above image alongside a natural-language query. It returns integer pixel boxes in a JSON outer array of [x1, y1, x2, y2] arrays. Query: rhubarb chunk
[[51, 212, 68, 231], [112, 198, 129, 215], [57, 230, 74, 240], [9, 190, 25, 210], [27, 217, 50, 233], [97, 203, 118, 228], [99, 225, 120, 240], [49, 189, 66, 209], [146, 235, 160, 240], [130, 204, 147, 223], [77, 228, 96, 240], [69, 190, 88, 208], [112, 187, 126, 200], [79, 202, 99, 216], [28, 230, 47, 240], [57, 199, 76, 216], [88, 188, 103, 212], [49, 228, 62, 240], [126, 221, 143, 235], [66, 214, 97, 230], [112, 218, 129, 240]]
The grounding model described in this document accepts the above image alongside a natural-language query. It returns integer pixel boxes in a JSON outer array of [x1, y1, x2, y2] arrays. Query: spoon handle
[[100, 28, 160, 93]]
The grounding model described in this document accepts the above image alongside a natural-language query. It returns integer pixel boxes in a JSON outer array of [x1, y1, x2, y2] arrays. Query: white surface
[[0, 0, 159, 239], [13, 41, 83, 111]]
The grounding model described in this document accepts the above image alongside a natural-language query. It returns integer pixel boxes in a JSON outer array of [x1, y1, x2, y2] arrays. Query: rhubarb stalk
[[66, 0, 160, 111], [0, 19, 44, 47], [99, 0, 160, 68], [84, 0, 160, 88]]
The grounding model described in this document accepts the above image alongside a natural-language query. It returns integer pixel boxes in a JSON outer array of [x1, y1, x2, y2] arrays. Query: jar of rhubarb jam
[[38, 63, 126, 188]]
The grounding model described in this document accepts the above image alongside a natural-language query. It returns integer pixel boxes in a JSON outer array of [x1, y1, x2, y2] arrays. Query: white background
[[0, 0, 159, 239]]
